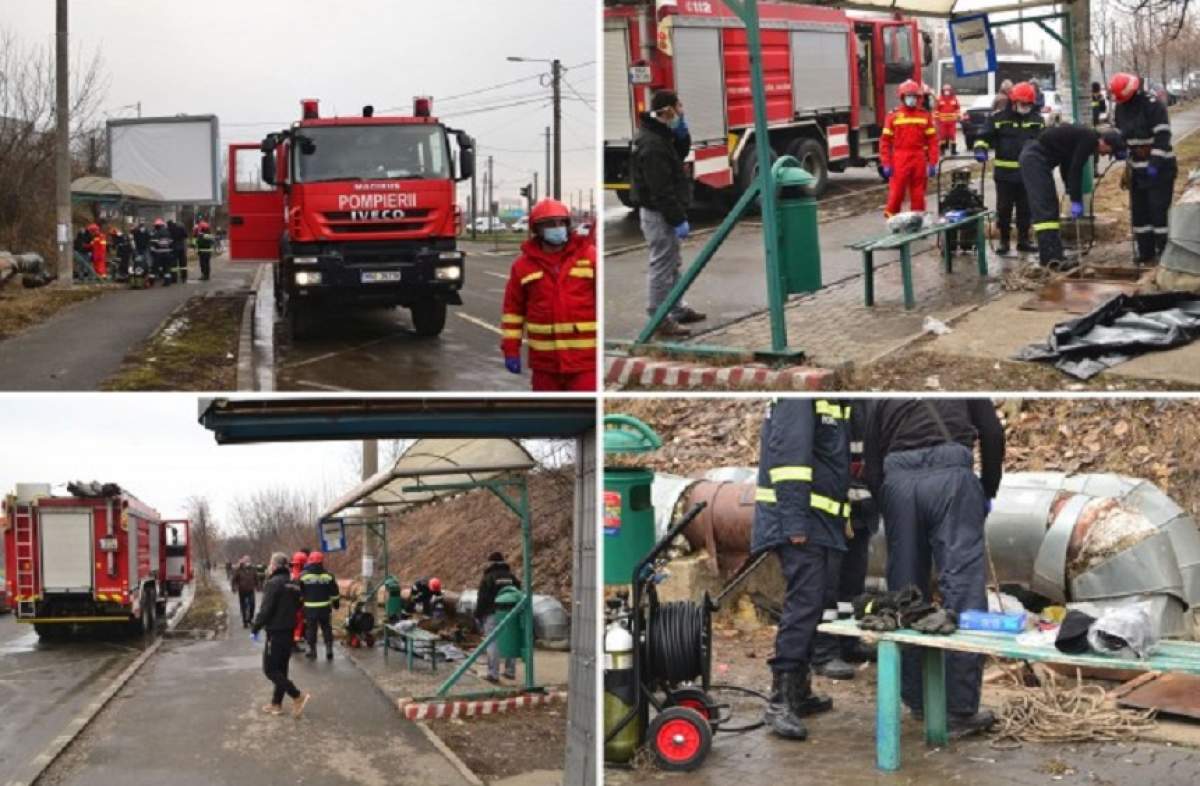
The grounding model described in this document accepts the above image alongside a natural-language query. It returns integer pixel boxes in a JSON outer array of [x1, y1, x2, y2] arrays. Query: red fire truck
[[227, 98, 475, 339], [603, 0, 931, 200], [2, 483, 191, 638]]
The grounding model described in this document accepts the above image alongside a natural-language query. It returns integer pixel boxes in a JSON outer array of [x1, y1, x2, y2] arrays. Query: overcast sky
[[1, 0, 597, 208], [0, 395, 360, 535]]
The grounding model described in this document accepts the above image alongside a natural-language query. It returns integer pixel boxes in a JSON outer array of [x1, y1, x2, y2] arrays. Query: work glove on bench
[[911, 608, 958, 635]]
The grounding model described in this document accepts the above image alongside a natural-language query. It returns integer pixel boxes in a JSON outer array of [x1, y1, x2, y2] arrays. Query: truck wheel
[[34, 624, 67, 641], [736, 141, 777, 198], [787, 137, 829, 197], [410, 301, 447, 337]]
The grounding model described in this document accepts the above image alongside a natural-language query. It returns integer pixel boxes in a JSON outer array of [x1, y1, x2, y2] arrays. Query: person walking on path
[[231, 556, 258, 628], [475, 551, 521, 683], [251, 552, 311, 717]]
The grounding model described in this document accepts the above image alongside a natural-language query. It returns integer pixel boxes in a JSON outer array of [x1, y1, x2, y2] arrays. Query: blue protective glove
[[504, 356, 521, 375], [927, 164, 937, 178], [1070, 201, 1085, 219], [250, 631, 260, 643], [674, 221, 690, 240], [880, 165, 893, 180], [1146, 164, 1159, 178], [986, 499, 994, 515], [974, 149, 988, 163], [673, 116, 689, 140]]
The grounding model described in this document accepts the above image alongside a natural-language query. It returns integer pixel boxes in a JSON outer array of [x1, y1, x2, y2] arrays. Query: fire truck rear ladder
[[14, 508, 37, 617]]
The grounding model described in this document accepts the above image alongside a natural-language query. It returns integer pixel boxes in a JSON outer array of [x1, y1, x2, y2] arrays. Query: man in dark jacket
[[1019, 123, 1126, 268], [149, 219, 175, 285], [629, 89, 705, 338], [251, 552, 310, 717], [299, 551, 339, 661], [230, 556, 258, 627], [1111, 73, 1175, 264], [973, 81, 1043, 255], [1091, 82, 1107, 126], [168, 219, 189, 283], [476, 552, 521, 682], [811, 400, 881, 679], [752, 398, 852, 741], [864, 399, 1005, 737]]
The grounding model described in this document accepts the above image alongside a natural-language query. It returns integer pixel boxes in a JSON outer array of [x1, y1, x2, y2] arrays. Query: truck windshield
[[294, 124, 450, 183], [996, 61, 1056, 91]]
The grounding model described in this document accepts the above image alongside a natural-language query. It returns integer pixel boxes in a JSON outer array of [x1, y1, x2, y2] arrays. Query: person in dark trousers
[[251, 552, 311, 717], [168, 219, 189, 283], [973, 81, 1043, 255], [629, 89, 705, 338], [112, 229, 133, 279], [194, 220, 215, 280], [475, 551, 521, 683], [1019, 122, 1126, 269], [1091, 82, 1107, 126], [1110, 72, 1176, 264], [230, 555, 259, 628], [149, 219, 174, 285], [811, 400, 881, 679], [864, 399, 1005, 737], [751, 398, 852, 740], [299, 551, 339, 660], [131, 221, 150, 275]]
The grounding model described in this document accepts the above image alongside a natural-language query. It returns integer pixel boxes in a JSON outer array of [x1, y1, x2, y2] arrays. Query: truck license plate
[[361, 271, 403, 284]]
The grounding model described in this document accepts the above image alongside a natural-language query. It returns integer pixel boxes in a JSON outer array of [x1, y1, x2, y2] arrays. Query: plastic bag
[[1087, 600, 1158, 659], [887, 211, 927, 234]]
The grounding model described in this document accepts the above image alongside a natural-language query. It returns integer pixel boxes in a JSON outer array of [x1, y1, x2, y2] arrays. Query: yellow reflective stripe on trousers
[[1033, 221, 1060, 233], [502, 329, 523, 339], [526, 338, 597, 350], [993, 159, 1020, 169], [755, 487, 777, 503], [304, 601, 333, 608], [810, 493, 851, 518], [769, 466, 813, 483], [814, 400, 849, 419]]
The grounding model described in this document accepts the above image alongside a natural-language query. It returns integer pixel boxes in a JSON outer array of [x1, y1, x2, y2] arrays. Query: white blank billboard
[[108, 115, 220, 204]]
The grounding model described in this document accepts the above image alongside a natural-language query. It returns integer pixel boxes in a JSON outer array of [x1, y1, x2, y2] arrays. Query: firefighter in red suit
[[500, 198, 597, 392], [881, 80, 939, 218], [290, 551, 307, 650], [935, 84, 961, 156], [87, 223, 108, 278]]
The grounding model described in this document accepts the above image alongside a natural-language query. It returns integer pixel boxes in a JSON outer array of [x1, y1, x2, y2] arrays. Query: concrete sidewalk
[[0, 255, 258, 391], [40, 588, 473, 786]]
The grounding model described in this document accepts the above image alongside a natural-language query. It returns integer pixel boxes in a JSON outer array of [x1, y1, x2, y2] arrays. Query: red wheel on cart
[[665, 687, 716, 725], [647, 707, 712, 772]]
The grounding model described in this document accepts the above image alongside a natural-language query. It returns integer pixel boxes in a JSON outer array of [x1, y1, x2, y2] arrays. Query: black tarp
[[1015, 292, 1200, 379]]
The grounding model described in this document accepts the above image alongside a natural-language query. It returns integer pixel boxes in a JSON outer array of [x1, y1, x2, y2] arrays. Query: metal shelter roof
[[807, 0, 1073, 17], [197, 398, 596, 443], [319, 438, 536, 521], [70, 176, 164, 203]]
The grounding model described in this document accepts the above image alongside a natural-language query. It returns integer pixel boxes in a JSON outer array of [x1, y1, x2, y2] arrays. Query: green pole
[[730, 0, 788, 352], [519, 477, 535, 691]]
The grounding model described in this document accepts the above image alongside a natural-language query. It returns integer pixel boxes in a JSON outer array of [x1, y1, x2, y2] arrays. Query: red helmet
[[87, 223, 99, 233], [306, 551, 323, 565], [197, 221, 209, 231], [291, 551, 307, 566], [897, 79, 923, 98], [1009, 82, 1037, 105], [528, 198, 570, 227], [154, 218, 165, 227], [428, 577, 442, 593], [1109, 73, 1140, 104]]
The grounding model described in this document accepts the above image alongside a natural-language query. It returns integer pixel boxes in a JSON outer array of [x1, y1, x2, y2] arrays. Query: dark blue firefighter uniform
[[865, 399, 1004, 718], [751, 399, 852, 674]]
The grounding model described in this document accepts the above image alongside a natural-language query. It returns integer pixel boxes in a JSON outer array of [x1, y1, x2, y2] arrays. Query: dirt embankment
[[323, 469, 576, 610], [175, 571, 228, 634], [605, 397, 1200, 519]]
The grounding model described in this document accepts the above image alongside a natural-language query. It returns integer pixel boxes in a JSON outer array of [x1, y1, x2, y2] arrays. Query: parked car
[[510, 217, 529, 233], [471, 216, 507, 233], [1039, 89, 1066, 125]]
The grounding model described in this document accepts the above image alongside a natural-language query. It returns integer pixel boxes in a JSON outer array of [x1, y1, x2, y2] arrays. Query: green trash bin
[[493, 586, 525, 659], [383, 576, 403, 619], [773, 157, 822, 295], [603, 415, 662, 586]]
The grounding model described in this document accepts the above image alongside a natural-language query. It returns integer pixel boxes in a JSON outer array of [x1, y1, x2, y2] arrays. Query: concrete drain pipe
[[652, 471, 1200, 638]]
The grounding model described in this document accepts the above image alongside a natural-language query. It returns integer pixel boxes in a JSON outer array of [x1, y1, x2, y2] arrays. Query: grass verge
[[0, 284, 112, 340]]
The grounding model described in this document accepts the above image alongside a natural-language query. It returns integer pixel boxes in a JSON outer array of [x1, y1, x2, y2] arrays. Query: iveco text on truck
[[228, 98, 475, 339]]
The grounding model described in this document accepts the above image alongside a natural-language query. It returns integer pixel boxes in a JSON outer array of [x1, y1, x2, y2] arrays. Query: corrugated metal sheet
[[673, 27, 726, 143], [604, 26, 636, 143], [791, 29, 853, 113]]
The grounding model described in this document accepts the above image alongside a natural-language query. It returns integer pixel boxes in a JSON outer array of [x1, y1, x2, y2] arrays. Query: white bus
[[937, 55, 1059, 146]]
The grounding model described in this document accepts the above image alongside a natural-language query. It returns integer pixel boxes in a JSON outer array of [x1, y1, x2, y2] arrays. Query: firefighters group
[[71, 218, 216, 284], [883, 71, 1172, 270], [754, 398, 1006, 741]]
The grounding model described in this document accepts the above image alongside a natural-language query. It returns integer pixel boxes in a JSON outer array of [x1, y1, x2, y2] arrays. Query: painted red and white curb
[[606, 356, 833, 390], [399, 689, 568, 721]]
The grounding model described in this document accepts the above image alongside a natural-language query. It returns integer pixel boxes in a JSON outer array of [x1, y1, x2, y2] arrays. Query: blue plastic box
[[958, 610, 1026, 633]]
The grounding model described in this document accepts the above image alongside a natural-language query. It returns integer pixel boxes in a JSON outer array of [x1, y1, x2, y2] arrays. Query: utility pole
[[589, 188, 595, 220], [55, 0, 71, 284], [552, 59, 562, 200], [533, 171, 539, 204], [470, 146, 478, 240], [487, 155, 495, 251], [362, 440, 379, 610], [544, 126, 551, 202]]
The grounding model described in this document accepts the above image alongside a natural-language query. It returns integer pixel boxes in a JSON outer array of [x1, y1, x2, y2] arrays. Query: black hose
[[647, 601, 706, 685], [707, 683, 769, 733]]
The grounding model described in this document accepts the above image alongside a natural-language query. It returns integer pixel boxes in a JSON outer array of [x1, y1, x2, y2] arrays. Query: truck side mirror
[[261, 152, 276, 185], [299, 137, 316, 156], [457, 132, 475, 182]]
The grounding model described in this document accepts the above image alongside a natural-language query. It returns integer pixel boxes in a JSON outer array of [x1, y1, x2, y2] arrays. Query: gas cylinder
[[603, 621, 641, 763]]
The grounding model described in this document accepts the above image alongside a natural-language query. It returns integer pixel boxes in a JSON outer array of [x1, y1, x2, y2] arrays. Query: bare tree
[[184, 495, 218, 574], [1121, 0, 1193, 38], [229, 486, 323, 559]]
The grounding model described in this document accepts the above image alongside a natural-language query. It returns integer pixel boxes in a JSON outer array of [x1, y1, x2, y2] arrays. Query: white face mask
[[904, 96, 918, 108], [1014, 103, 1032, 115]]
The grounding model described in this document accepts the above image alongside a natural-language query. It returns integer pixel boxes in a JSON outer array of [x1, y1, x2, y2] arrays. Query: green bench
[[388, 625, 443, 672], [817, 618, 1200, 772], [846, 211, 993, 310]]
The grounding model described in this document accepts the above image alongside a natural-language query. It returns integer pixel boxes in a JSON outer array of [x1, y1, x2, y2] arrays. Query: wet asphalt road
[[273, 238, 533, 391], [0, 614, 153, 783]]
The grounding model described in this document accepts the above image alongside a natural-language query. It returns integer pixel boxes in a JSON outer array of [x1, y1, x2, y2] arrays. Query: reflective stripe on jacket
[[880, 106, 938, 168], [300, 565, 339, 608]]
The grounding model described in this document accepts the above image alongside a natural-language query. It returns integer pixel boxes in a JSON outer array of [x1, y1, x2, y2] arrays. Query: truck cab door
[[878, 23, 919, 115], [227, 143, 284, 261]]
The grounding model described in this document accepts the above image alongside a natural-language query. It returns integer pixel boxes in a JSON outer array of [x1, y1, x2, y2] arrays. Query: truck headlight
[[293, 256, 319, 265], [435, 265, 461, 281], [295, 271, 322, 286]]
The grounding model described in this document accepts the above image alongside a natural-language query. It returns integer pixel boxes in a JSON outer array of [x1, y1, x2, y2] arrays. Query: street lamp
[[507, 56, 561, 200]]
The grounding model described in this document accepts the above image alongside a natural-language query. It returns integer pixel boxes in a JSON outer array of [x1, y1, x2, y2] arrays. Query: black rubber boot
[[812, 657, 856, 680], [764, 671, 808, 740], [1016, 236, 1036, 253], [948, 708, 996, 738], [326, 648, 334, 661], [996, 228, 1011, 256], [789, 666, 834, 717]]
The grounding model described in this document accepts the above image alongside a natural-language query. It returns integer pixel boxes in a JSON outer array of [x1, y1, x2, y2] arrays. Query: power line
[[561, 75, 595, 109], [439, 96, 550, 118]]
